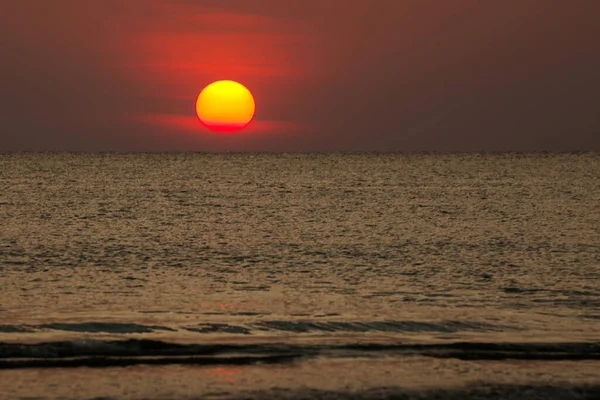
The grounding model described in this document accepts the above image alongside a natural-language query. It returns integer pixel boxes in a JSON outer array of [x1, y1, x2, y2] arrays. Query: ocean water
[[0, 152, 599, 400]]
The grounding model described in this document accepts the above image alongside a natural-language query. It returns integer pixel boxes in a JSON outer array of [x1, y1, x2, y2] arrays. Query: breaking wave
[[1, 339, 599, 369], [0, 319, 506, 335]]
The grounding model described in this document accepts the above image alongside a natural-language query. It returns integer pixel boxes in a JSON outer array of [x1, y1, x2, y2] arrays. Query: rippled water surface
[[1, 153, 599, 399]]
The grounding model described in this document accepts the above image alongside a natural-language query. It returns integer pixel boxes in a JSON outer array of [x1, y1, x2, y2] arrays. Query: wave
[[224, 384, 600, 400], [1, 339, 599, 369], [0, 319, 506, 335]]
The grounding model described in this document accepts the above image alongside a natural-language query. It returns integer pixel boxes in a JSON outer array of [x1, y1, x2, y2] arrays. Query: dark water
[[0, 153, 599, 399]]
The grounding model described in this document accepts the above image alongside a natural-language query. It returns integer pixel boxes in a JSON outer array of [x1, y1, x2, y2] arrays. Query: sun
[[195, 80, 256, 133]]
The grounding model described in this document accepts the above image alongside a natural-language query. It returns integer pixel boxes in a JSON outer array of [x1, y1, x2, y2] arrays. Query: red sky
[[1, 0, 599, 151]]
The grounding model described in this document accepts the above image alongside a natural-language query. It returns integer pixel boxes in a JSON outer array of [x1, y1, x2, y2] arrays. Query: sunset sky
[[2, 0, 599, 151]]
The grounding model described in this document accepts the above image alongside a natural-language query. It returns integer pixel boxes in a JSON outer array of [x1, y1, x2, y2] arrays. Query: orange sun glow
[[195, 80, 256, 133]]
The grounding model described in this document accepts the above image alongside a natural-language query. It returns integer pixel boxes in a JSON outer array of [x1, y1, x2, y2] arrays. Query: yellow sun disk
[[196, 81, 255, 132]]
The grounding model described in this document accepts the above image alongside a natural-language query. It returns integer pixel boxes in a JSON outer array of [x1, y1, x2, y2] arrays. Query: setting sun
[[195, 80, 255, 133]]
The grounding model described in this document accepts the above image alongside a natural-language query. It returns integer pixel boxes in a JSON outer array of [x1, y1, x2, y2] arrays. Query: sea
[[0, 152, 599, 400]]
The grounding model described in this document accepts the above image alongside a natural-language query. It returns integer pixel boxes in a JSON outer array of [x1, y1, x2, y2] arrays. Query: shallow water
[[0, 153, 599, 399]]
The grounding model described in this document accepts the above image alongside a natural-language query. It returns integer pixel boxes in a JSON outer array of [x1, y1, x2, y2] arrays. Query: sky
[[1, 0, 599, 151]]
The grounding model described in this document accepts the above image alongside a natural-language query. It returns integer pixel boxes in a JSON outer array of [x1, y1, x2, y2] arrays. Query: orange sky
[[1, 0, 599, 151]]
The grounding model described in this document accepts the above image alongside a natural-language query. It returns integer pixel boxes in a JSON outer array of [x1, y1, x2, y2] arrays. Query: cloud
[[118, 3, 318, 83], [130, 113, 305, 135]]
